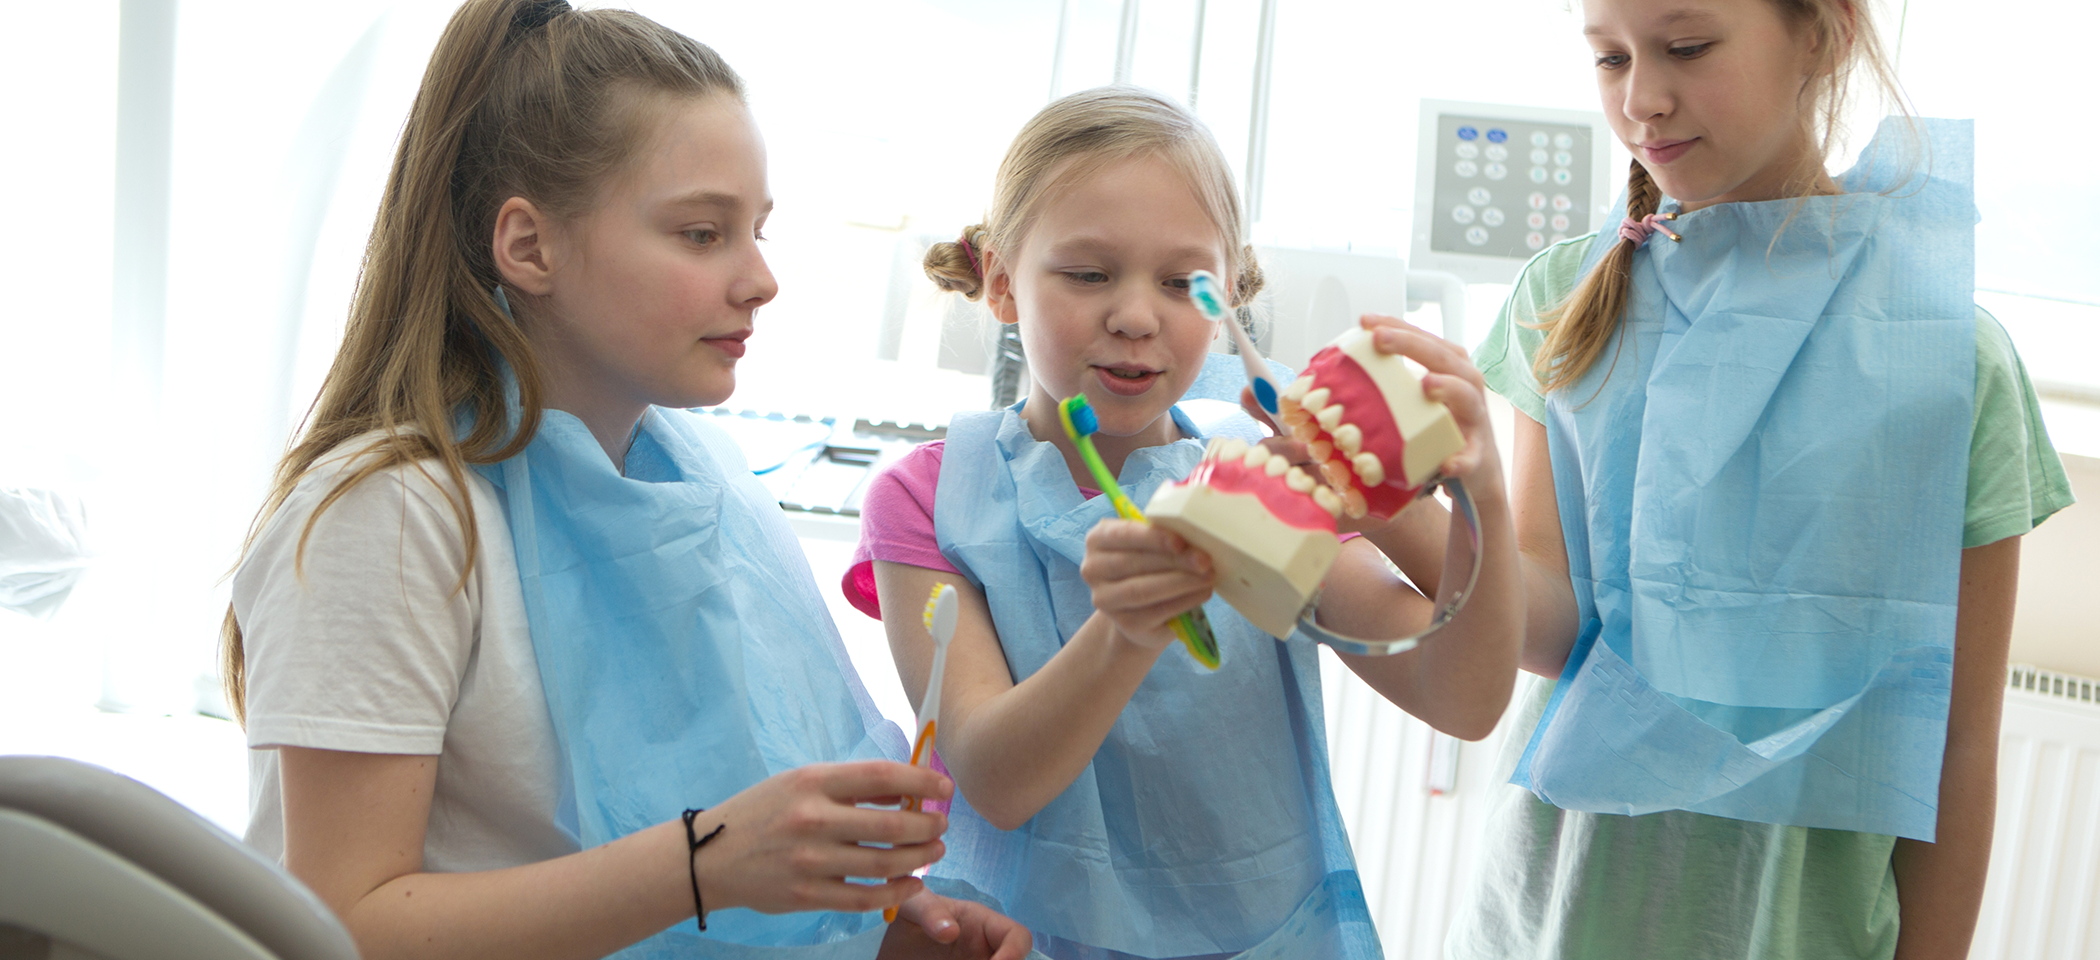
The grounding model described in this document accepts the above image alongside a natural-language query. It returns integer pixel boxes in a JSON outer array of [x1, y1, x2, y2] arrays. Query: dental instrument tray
[[701, 408, 944, 516]]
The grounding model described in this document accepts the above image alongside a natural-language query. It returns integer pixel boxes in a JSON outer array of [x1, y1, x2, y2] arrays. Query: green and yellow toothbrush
[[1057, 394, 1223, 670]]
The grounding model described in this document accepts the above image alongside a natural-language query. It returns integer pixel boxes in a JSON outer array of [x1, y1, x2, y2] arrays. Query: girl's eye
[[1164, 276, 1192, 293], [1066, 271, 1109, 285], [1594, 53, 1630, 70], [1668, 43, 1712, 59], [683, 228, 721, 246]]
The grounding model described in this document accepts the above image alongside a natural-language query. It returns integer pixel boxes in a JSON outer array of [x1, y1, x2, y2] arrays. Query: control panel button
[[1553, 168, 1573, 185], [1554, 150, 1573, 167], [1486, 128, 1507, 143], [1481, 207, 1506, 227], [1525, 231, 1546, 250], [1485, 144, 1509, 162], [1455, 160, 1478, 178], [1466, 226, 1491, 245], [1530, 148, 1550, 165], [1455, 141, 1479, 159], [1552, 193, 1573, 212], [1451, 205, 1476, 224], [1528, 192, 1548, 210], [1549, 233, 1568, 243], [1550, 213, 1571, 231], [1457, 125, 1478, 141], [1484, 162, 1508, 180], [1554, 132, 1574, 149], [1529, 166, 1548, 183], [1527, 211, 1547, 229], [1467, 187, 1492, 205], [1530, 131, 1550, 147]]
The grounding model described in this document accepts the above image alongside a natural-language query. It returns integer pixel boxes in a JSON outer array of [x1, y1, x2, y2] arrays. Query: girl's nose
[[1620, 58, 1673, 126], [736, 246, 779, 308], [1103, 283, 1164, 339]]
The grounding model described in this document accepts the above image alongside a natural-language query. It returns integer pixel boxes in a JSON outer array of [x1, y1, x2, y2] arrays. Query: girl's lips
[[702, 337, 747, 358], [1093, 365, 1160, 397], [1641, 138, 1696, 165]]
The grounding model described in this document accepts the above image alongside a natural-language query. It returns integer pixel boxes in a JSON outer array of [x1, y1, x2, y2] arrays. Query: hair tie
[[1618, 211, 1681, 247], [958, 232, 984, 279]]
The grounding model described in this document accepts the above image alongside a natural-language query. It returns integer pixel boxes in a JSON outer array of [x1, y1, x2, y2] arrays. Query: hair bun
[[923, 225, 989, 301]]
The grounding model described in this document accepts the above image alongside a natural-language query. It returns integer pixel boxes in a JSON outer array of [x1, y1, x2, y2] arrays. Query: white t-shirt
[[235, 434, 579, 873]]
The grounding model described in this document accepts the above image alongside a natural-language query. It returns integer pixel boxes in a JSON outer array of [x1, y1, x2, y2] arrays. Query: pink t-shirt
[[843, 442, 1102, 619]]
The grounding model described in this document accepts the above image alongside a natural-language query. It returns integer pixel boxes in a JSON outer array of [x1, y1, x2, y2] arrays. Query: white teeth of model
[[1290, 420, 1319, 442], [1282, 405, 1310, 427], [1316, 404, 1344, 431], [1308, 439, 1332, 462], [1285, 466, 1317, 494], [1321, 458, 1355, 490], [1302, 387, 1331, 411], [1283, 376, 1313, 402], [1214, 438, 1249, 460], [1342, 486, 1368, 518], [1312, 485, 1344, 518], [1332, 423, 1363, 456], [1352, 452, 1385, 487], [1265, 454, 1291, 477], [1242, 443, 1272, 469]]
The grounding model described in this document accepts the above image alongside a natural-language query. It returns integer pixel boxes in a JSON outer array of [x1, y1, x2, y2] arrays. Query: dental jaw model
[[1279, 327, 1464, 520], [1147, 326, 1468, 643], [1146, 439, 1343, 638]]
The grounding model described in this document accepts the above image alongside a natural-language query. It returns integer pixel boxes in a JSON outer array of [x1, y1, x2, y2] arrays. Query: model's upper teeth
[[1315, 405, 1344, 431], [1283, 376, 1314, 402], [1321, 458, 1356, 490], [1331, 424, 1362, 456], [1308, 439, 1332, 462], [1302, 387, 1331, 410], [1352, 452, 1385, 487]]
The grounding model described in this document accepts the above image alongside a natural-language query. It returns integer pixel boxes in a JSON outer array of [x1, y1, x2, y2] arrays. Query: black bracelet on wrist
[[681, 808, 727, 931]]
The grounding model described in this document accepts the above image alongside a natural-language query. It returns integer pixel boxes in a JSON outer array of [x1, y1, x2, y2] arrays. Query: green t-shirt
[[1447, 235, 2077, 960]]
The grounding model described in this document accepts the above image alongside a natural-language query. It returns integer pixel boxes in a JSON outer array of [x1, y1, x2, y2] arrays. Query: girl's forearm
[[944, 611, 1165, 830], [1891, 732, 1996, 960], [1343, 484, 1522, 739], [340, 821, 693, 960]]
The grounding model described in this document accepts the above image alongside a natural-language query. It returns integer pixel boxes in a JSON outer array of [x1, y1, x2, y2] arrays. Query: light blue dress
[[927, 404, 1381, 960], [478, 405, 909, 959]]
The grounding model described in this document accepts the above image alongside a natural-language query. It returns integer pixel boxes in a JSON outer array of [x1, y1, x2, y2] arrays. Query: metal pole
[[114, 0, 178, 410], [1047, 0, 1070, 101], [1187, 0, 1207, 107], [1244, 0, 1279, 234], [1113, 0, 1140, 85]]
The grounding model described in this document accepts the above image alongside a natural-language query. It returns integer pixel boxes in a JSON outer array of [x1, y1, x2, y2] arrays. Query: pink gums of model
[[1146, 327, 1464, 637]]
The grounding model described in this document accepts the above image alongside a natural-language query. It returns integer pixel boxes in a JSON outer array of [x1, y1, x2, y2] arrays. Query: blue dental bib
[[477, 405, 909, 959], [928, 403, 1379, 960], [1511, 119, 1978, 841]]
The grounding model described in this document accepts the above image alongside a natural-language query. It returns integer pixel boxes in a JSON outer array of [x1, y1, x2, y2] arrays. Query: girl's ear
[[982, 248, 1021, 326], [492, 197, 558, 296]]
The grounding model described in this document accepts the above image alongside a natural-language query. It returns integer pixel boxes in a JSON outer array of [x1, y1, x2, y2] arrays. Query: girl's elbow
[[978, 800, 1036, 832]]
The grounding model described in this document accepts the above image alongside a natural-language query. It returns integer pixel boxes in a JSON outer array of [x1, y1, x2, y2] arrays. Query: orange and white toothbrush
[[887, 582, 958, 921]]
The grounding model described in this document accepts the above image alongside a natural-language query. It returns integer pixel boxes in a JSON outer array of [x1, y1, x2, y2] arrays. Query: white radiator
[[1323, 656, 2100, 960], [1972, 665, 2100, 960]]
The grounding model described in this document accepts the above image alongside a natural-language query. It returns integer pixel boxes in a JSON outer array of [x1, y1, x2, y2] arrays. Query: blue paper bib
[[927, 403, 1379, 960], [1512, 119, 1978, 841], [477, 406, 910, 958]]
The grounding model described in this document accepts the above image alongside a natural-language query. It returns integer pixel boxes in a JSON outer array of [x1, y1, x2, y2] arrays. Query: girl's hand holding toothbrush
[[1080, 521, 1216, 652]]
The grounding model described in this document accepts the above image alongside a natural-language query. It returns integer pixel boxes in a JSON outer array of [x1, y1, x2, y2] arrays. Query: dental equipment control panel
[[1411, 99, 1616, 284]]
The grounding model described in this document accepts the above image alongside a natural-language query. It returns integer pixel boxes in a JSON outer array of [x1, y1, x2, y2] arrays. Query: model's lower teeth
[[1278, 375, 1386, 519]]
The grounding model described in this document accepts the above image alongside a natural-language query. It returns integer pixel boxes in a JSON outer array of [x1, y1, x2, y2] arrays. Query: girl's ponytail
[[924, 224, 990, 301], [1530, 158, 1660, 393], [222, 0, 743, 724]]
